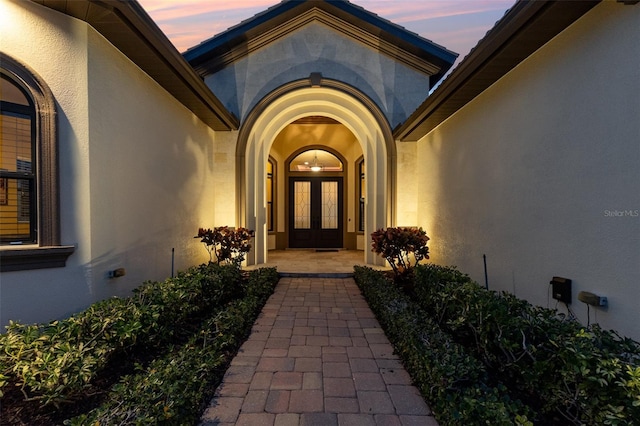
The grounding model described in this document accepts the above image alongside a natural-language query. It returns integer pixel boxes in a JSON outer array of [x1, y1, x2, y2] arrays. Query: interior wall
[[415, 2, 640, 340]]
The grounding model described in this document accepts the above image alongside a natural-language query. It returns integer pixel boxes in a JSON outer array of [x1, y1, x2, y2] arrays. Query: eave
[[31, 0, 239, 131], [184, 0, 457, 85], [394, 0, 600, 142]]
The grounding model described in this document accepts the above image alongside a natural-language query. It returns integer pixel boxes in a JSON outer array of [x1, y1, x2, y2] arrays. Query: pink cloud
[[137, 0, 514, 56], [140, 0, 274, 23], [364, 0, 513, 21]]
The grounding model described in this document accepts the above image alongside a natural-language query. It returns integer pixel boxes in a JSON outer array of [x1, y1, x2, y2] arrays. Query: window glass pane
[[358, 160, 365, 232], [289, 150, 342, 172], [267, 176, 273, 200], [294, 181, 310, 229], [0, 177, 32, 242], [322, 181, 338, 229], [1, 113, 32, 173], [267, 160, 274, 232], [16, 161, 32, 223], [1, 76, 30, 106]]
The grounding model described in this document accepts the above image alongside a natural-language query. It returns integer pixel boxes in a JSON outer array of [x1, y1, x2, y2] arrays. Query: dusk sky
[[137, 0, 515, 68]]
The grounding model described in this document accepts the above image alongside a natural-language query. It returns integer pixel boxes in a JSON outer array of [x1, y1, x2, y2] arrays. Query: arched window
[[1, 53, 73, 271], [1, 74, 36, 244], [289, 149, 343, 172]]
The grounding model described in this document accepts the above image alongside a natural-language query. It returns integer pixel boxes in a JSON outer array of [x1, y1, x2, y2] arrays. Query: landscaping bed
[[354, 265, 640, 426], [0, 264, 279, 425]]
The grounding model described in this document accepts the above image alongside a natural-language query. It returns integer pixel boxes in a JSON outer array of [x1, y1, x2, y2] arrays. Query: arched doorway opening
[[236, 78, 395, 266]]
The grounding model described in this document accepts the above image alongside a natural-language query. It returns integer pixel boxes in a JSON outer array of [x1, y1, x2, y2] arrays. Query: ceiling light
[[310, 152, 323, 172]]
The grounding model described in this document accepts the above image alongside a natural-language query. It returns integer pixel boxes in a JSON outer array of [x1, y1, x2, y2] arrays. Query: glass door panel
[[294, 181, 310, 229], [321, 181, 338, 229]]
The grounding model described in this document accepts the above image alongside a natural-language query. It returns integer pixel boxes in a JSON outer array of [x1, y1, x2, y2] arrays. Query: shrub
[[0, 263, 242, 407], [353, 266, 533, 425], [370, 227, 429, 280], [195, 226, 254, 265], [132, 263, 242, 343], [414, 264, 640, 425], [68, 267, 279, 425], [0, 297, 145, 406]]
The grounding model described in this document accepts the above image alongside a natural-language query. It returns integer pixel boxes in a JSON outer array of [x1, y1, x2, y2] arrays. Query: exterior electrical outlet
[[550, 277, 572, 304]]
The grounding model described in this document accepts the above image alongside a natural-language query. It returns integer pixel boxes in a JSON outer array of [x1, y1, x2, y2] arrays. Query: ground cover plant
[[0, 264, 279, 425]]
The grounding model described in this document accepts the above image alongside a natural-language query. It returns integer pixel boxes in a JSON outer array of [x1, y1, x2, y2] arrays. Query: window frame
[[0, 53, 74, 272], [267, 157, 276, 233], [357, 157, 365, 233]]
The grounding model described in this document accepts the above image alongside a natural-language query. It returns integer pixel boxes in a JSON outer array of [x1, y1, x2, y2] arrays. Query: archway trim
[[236, 76, 396, 265]]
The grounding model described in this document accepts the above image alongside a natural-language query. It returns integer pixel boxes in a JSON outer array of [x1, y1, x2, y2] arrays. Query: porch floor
[[245, 250, 390, 276]]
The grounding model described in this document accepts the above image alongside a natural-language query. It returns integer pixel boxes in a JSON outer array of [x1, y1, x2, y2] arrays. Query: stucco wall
[[396, 141, 418, 227], [84, 28, 219, 299], [0, 0, 219, 325], [1, 0, 93, 325], [416, 2, 640, 340], [205, 22, 431, 129]]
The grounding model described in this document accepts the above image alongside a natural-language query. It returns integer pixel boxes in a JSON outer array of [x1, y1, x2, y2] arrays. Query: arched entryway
[[236, 77, 395, 266]]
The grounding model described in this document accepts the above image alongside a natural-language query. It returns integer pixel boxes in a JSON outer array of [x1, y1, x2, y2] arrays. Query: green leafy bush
[[195, 226, 254, 265], [414, 264, 640, 425], [68, 267, 279, 425], [0, 297, 144, 406], [0, 263, 241, 407], [353, 266, 533, 425]]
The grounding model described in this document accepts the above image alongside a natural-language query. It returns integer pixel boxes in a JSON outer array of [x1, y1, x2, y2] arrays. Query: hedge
[[353, 266, 533, 425], [0, 263, 242, 407], [68, 267, 279, 425], [414, 264, 640, 425]]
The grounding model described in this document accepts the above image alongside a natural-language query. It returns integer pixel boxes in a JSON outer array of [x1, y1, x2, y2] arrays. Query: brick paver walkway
[[199, 277, 438, 426]]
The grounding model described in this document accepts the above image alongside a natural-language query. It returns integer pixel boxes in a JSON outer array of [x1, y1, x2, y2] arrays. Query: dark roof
[[184, 0, 457, 85], [31, 0, 238, 131], [394, 0, 601, 141]]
